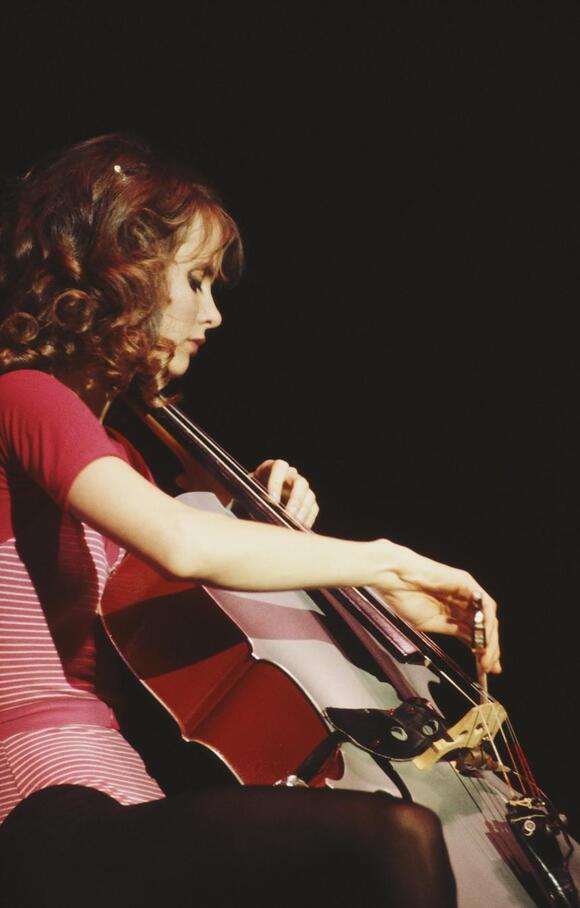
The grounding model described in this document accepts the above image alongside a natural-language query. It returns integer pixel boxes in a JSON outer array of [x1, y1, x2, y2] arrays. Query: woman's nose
[[203, 290, 222, 329]]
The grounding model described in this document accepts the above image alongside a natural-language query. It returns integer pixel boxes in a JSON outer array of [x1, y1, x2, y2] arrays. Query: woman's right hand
[[373, 542, 501, 674]]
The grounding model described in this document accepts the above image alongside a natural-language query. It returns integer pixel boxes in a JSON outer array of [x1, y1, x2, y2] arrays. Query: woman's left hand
[[251, 459, 319, 529]]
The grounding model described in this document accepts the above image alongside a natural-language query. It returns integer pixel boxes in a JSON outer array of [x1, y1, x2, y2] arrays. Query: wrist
[[368, 537, 406, 590]]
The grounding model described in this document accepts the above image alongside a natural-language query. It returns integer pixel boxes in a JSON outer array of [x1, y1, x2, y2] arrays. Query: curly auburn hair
[[0, 133, 243, 403]]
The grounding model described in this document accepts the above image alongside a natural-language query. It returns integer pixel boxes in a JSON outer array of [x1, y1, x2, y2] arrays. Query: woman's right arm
[[68, 456, 500, 673]]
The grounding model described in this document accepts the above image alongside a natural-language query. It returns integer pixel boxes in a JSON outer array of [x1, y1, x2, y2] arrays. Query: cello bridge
[[412, 701, 507, 771]]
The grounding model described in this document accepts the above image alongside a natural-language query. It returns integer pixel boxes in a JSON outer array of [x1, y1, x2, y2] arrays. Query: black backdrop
[[1, 1, 578, 834]]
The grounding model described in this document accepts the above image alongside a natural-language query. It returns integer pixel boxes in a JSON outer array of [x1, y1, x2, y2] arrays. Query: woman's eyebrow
[[197, 260, 221, 278], [183, 255, 215, 270]]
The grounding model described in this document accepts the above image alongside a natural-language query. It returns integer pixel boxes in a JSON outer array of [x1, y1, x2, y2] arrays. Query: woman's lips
[[185, 337, 206, 353]]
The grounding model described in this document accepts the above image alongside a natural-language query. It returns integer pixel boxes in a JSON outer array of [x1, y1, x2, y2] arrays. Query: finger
[[481, 614, 501, 673], [461, 585, 499, 670], [266, 460, 290, 503], [295, 490, 317, 527], [301, 499, 320, 530], [285, 476, 309, 516], [414, 603, 473, 640], [478, 648, 501, 675], [479, 592, 500, 673], [280, 466, 299, 505], [489, 615, 500, 670], [251, 459, 274, 485], [441, 617, 473, 643], [477, 647, 499, 675]]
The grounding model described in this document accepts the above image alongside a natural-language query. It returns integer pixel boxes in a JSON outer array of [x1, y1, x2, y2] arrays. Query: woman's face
[[160, 216, 223, 379]]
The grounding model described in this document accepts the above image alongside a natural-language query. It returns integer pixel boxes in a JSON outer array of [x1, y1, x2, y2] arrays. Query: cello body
[[101, 490, 580, 907]]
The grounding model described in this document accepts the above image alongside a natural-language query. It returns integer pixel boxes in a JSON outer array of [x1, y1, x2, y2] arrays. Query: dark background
[[1, 2, 578, 833]]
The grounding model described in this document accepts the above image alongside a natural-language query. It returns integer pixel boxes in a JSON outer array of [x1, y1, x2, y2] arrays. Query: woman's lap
[[0, 784, 456, 907]]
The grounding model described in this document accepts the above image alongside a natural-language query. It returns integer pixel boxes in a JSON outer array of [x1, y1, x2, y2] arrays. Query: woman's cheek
[[160, 318, 190, 348]]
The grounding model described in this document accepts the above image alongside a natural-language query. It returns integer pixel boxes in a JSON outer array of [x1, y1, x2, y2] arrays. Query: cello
[[102, 396, 580, 907]]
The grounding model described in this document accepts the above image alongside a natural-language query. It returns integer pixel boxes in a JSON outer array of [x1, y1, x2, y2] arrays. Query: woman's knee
[[380, 799, 444, 842]]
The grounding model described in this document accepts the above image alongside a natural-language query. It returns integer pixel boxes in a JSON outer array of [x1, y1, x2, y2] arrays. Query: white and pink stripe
[[0, 520, 164, 825]]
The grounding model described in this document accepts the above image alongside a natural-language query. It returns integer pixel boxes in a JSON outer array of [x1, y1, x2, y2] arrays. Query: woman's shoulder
[[0, 369, 84, 409], [0, 369, 102, 440], [0, 368, 60, 396]]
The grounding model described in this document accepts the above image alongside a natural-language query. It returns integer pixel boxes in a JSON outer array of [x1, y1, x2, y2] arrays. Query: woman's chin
[[167, 352, 192, 379]]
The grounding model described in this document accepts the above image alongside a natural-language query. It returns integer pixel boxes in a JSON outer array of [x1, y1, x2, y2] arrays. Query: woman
[[0, 134, 499, 906]]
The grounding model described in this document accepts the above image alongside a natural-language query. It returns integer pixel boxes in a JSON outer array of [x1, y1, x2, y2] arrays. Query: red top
[[0, 369, 164, 823]]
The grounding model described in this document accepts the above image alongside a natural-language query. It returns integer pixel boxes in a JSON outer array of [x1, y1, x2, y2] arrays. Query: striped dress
[[0, 370, 164, 824]]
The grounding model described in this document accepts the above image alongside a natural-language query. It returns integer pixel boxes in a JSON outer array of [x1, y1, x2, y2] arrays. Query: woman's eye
[[188, 274, 202, 292]]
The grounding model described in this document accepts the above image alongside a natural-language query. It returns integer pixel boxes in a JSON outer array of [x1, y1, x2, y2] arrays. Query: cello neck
[[138, 396, 308, 525]]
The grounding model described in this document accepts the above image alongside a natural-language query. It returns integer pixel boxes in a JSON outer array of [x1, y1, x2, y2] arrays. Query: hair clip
[[113, 161, 147, 179]]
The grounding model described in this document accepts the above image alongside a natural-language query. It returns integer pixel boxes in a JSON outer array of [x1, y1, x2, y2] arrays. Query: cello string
[[445, 761, 508, 852], [369, 592, 542, 801], [467, 704, 538, 801], [459, 774, 509, 830], [439, 751, 510, 839], [495, 717, 533, 797], [161, 403, 295, 518], [501, 716, 539, 798], [466, 775, 510, 830], [163, 402, 319, 519], [360, 588, 497, 700], [436, 667, 515, 795], [468, 778, 528, 867], [446, 718, 528, 835], [431, 642, 538, 798]]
